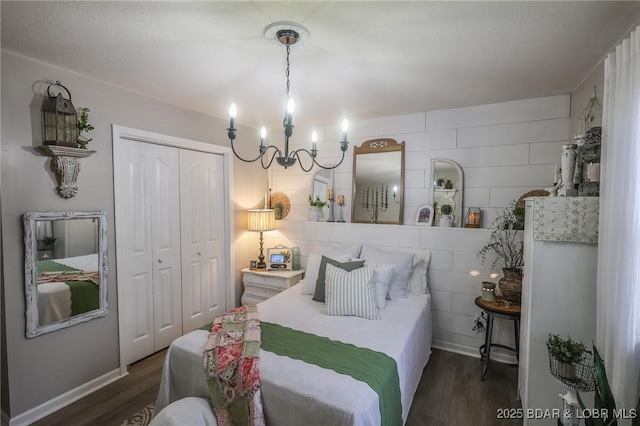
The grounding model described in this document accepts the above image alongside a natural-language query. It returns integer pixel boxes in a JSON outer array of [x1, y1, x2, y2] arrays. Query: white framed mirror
[[430, 159, 464, 227], [23, 211, 108, 338], [352, 139, 405, 224]]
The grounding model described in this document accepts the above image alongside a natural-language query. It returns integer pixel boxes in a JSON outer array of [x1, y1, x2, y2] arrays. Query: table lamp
[[247, 209, 276, 269]]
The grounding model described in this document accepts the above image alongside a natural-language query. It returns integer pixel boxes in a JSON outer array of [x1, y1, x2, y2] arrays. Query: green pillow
[[313, 256, 365, 302]]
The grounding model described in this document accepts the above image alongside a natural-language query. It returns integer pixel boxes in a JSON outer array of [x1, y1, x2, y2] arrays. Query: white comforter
[[155, 285, 432, 425]]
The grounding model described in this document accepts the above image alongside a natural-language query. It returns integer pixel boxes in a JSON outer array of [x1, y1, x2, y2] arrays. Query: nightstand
[[241, 268, 304, 305]]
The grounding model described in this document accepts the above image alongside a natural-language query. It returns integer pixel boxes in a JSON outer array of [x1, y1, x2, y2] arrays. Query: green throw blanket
[[37, 260, 99, 316], [201, 320, 403, 425], [261, 322, 403, 426]]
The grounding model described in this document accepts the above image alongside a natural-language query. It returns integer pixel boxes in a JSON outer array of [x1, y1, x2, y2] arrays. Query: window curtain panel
[[598, 25, 640, 411]]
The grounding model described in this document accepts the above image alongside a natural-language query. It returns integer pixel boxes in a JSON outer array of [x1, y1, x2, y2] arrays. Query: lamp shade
[[247, 209, 276, 232]]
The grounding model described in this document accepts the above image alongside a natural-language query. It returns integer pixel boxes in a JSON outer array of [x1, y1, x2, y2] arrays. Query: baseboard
[[5, 368, 124, 426], [432, 339, 518, 365]]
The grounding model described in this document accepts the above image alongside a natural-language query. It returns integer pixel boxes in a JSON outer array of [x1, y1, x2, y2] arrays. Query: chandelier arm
[[290, 148, 347, 171], [290, 150, 315, 173], [260, 148, 280, 169], [230, 140, 282, 164]]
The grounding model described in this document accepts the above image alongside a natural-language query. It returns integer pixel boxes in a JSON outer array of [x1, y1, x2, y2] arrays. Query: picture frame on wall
[[415, 205, 434, 226]]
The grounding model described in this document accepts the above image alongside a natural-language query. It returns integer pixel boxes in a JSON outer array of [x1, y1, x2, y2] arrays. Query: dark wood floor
[[34, 348, 521, 426], [32, 349, 167, 426]]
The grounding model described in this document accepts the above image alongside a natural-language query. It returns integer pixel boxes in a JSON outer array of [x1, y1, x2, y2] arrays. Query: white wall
[[262, 95, 569, 357], [0, 50, 266, 422]]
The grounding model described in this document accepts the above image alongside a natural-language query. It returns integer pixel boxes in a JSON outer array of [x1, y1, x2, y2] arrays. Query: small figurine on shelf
[[76, 107, 94, 149]]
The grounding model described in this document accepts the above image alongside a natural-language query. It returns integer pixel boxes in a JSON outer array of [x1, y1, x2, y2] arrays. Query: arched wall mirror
[[352, 139, 405, 224], [311, 169, 332, 221], [430, 159, 464, 227], [23, 211, 108, 338]]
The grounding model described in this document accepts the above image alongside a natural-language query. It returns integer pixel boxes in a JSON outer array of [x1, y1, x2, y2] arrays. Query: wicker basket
[[548, 349, 596, 392]]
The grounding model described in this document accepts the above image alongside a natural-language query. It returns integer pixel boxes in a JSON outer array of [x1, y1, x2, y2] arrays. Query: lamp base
[[257, 231, 266, 269]]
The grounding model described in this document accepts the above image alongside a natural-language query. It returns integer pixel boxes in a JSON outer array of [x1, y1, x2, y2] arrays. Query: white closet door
[[114, 140, 182, 365], [180, 150, 226, 332], [150, 145, 182, 351]]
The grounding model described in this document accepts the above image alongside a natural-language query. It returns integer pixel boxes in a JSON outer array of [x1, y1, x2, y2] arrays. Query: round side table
[[474, 296, 521, 381]]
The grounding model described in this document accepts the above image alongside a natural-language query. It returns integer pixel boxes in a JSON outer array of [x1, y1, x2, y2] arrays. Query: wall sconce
[[41, 81, 78, 147], [464, 207, 481, 228]]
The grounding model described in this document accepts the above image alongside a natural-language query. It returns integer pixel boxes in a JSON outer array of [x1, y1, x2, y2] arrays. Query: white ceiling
[[3, 1, 640, 131]]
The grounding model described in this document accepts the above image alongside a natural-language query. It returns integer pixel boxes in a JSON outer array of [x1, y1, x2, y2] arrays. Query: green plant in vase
[[76, 107, 94, 149], [308, 195, 327, 221], [477, 200, 524, 303], [308, 195, 327, 208]]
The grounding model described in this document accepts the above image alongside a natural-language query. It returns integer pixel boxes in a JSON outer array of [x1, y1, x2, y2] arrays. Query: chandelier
[[227, 22, 349, 171]]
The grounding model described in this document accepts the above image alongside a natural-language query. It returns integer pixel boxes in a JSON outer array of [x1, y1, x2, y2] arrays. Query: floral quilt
[[203, 305, 265, 426]]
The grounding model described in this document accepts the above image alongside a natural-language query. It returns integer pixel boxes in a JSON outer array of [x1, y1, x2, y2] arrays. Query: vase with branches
[[477, 200, 524, 303]]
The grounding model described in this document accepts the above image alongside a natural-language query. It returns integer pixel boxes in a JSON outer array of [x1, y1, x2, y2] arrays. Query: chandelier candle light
[[227, 22, 350, 172]]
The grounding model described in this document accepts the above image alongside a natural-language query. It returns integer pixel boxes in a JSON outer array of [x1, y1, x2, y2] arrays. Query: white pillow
[[408, 252, 431, 295], [300, 252, 350, 295], [366, 263, 395, 309], [313, 241, 362, 259], [323, 264, 378, 320], [360, 244, 415, 301]]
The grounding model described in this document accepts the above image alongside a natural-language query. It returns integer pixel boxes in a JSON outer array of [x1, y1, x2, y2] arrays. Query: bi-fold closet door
[[114, 138, 226, 366]]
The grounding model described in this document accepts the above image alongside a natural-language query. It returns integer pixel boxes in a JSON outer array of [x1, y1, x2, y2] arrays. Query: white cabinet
[[241, 269, 304, 305], [518, 197, 598, 425], [114, 137, 228, 366]]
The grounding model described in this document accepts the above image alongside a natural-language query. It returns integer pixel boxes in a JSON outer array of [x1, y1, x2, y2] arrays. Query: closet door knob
[[197, 252, 202, 256], [158, 259, 163, 263]]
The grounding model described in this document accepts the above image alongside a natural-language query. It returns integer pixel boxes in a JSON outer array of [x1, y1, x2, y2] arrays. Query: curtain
[[598, 26, 640, 412]]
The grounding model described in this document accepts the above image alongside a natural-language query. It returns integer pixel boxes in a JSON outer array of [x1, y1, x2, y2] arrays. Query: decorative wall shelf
[[35, 145, 96, 198]]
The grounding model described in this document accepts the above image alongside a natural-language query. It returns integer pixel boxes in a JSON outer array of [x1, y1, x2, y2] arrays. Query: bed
[[155, 243, 432, 425], [36, 253, 100, 324]]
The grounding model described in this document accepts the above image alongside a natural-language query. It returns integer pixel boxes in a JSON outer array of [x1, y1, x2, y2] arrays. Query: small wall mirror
[[430, 159, 464, 227], [311, 169, 332, 222], [352, 139, 405, 224], [23, 211, 108, 338]]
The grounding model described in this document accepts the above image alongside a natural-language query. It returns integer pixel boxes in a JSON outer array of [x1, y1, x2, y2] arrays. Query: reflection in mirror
[[24, 211, 108, 338], [352, 139, 405, 224], [430, 159, 464, 227], [311, 169, 332, 222]]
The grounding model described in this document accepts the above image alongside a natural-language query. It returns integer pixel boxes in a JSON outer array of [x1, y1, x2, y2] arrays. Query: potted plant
[[76, 107, 94, 149], [547, 333, 587, 381], [37, 236, 58, 251], [308, 195, 327, 221], [439, 204, 454, 227], [274, 203, 283, 220], [476, 200, 524, 303]]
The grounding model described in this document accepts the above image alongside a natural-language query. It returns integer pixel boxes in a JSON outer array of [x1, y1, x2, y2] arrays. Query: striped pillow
[[323, 264, 379, 320]]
